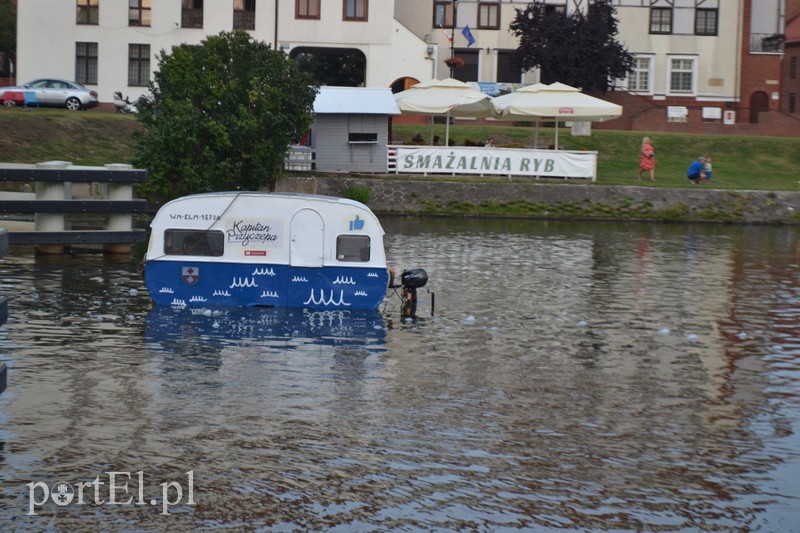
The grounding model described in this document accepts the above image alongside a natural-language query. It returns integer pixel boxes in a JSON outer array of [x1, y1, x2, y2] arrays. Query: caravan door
[[290, 208, 324, 267]]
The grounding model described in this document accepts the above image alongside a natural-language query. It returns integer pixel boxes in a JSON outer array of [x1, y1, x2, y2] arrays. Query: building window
[[77, 0, 99, 25], [790, 93, 797, 113], [478, 3, 499, 30], [650, 7, 672, 34], [791, 57, 797, 79], [296, 0, 320, 19], [234, 0, 256, 30], [544, 4, 566, 16], [496, 50, 521, 83], [128, 44, 150, 87], [669, 57, 695, 93], [434, 1, 455, 28], [343, 0, 367, 21], [129, 0, 151, 27], [452, 50, 479, 82], [181, 0, 203, 28], [628, 57, 651, 92], [75, 42, 98, 85], [695, 8, 717, 36]]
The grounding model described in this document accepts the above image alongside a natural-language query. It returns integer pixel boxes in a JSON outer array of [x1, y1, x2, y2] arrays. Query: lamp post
[[449, 0, 458, 78]]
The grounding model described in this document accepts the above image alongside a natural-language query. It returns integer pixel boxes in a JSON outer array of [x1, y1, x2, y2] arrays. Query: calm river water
[[0, 217, 798, 532]]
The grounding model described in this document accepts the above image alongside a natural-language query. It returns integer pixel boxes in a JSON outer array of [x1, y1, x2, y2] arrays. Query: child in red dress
[[637, 136, 656, 182]]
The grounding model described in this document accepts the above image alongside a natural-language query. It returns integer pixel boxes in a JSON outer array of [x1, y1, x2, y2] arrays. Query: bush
[[407, 133, 425, 145], [342, 185, 371, 204]]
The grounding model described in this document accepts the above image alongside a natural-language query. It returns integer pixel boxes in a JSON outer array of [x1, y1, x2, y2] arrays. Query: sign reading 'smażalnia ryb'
[[395, 147, 597, 180]]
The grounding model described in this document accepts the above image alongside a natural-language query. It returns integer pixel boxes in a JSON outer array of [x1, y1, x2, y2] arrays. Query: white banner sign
[[393, 147, 596, 180]]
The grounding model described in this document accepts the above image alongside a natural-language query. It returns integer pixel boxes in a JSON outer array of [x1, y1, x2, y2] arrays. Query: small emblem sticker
[[182, 266, 199, 285]]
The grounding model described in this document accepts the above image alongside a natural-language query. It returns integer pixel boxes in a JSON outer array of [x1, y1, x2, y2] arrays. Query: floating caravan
[[143, 192, 394, 310]]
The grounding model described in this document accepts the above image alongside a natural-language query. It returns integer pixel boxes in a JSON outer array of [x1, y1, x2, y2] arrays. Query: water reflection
[[0, 220, 797, 531], [144, 306, 387, 355]]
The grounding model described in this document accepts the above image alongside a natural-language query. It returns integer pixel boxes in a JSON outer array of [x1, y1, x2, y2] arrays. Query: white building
[[14, 1, 788, 130], [15, 0, 434, 103]]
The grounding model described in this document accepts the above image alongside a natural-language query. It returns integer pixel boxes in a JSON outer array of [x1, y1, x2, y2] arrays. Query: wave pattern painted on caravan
[[144, 262, 389, 310], [304, 289, 351, 307]]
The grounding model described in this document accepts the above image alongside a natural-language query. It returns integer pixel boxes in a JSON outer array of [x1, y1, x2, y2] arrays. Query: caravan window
[[164, 229, 224, 257], [336, 235, 370, 262]]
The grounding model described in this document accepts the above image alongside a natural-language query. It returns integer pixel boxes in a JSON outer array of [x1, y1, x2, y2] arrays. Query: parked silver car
[[0, 78, 99, 111]]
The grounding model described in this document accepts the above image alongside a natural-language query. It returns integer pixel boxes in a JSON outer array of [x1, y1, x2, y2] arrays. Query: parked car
[[0, 78, 99, 111]]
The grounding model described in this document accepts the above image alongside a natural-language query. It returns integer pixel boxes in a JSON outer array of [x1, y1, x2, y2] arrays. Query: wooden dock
[[0, 161, 148, 254], [0, 227, 7, 394]]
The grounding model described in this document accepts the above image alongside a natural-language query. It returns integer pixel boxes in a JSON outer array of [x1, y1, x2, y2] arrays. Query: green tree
[[134, 31, 318, 198], [0, 0, 15, 74], [510, 0, 633, 92]]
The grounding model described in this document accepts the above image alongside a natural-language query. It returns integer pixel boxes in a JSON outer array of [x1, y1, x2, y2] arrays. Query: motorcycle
[[113, 91, 138, 114]]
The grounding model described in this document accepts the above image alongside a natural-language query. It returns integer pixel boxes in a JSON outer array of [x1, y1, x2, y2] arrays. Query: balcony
[[181, 8, 203, 28], [233, 10, 255, 30], [750, 33, 784, 53]]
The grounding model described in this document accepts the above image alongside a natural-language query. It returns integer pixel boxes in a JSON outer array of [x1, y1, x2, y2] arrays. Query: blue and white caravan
[[143, 192, 391, 310]]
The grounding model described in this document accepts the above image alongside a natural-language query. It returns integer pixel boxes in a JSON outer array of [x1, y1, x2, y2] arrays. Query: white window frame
[[628, 55, 653, 94], [667, 55, 696, 96]]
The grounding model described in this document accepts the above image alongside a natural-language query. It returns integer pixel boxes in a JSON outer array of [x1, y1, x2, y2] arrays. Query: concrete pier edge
[[276, 176, 800, 225]]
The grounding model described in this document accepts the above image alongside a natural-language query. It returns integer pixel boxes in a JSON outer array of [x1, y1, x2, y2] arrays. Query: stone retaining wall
[[276, 176, 800, 224]]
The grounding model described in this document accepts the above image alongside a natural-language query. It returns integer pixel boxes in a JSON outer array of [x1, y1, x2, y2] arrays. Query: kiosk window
[[337, 235, 370, 262], [164, 229, 224, 257], [348, 132, 378, 143]]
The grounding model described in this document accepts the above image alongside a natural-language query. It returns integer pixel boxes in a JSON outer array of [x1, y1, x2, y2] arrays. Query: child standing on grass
[[637, 136, 656, 182]]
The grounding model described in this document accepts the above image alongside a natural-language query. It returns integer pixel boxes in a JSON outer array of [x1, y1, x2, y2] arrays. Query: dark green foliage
[[0, 0, 15, 70], [341, 185, 371, 204], [407, 133, 425, 145], [294, 49, 366, 87], [133, 31, 318, 198], [510, 0, 633, 92]]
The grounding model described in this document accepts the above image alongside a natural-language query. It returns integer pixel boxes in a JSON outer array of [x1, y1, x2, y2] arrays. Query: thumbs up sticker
[[349, 215, 365, 231]]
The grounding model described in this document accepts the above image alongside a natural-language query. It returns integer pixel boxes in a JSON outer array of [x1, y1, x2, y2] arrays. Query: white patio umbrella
[[491, 82, 548, 147], [394, 78, 495, 146], [492, 82, 623, 148]]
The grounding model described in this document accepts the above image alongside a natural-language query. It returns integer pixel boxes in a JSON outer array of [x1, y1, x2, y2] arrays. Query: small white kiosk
[[310, 86, 401, 174]]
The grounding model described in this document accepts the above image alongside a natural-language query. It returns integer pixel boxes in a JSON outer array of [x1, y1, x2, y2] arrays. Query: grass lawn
[[392, 123, 800, 191], [1, 108, 799, 192], [0, 108, 142, 168]]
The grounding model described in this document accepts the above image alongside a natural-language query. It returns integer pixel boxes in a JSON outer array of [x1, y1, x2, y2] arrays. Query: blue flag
[[461, 25, 476, 47]]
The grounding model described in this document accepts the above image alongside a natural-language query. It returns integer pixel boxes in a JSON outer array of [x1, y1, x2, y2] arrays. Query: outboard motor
[[400, 268, 428, 317], [401, 268, 428, 289]]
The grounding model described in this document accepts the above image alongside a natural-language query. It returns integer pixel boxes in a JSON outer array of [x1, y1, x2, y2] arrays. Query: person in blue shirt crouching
[[687, 156, 708, 185]]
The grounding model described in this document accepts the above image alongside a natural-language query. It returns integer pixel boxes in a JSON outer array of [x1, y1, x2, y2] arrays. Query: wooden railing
[[0, 161, 148, 254]]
